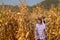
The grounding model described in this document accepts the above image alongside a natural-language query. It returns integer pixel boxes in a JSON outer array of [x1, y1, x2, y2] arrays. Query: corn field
[[0, 3, 60, 40]]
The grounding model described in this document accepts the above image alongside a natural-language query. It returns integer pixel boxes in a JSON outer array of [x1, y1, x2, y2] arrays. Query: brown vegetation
[[0, 3, 60, 40]]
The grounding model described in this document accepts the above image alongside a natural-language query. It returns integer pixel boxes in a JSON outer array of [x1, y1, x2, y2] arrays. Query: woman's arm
[[35, 24, 39, 39]]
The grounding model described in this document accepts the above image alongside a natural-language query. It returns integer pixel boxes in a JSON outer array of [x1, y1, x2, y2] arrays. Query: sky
[[0, 0, 44, 6]]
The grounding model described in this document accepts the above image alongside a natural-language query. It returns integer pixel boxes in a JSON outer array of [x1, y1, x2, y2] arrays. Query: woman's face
[[37, 19, 42, 24]]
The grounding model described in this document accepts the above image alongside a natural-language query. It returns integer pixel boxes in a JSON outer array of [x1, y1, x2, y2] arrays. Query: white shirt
[[35, 22, 46, 39]]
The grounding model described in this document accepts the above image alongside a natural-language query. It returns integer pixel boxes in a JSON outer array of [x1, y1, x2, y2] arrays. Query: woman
[[35, 17, 46, 40]]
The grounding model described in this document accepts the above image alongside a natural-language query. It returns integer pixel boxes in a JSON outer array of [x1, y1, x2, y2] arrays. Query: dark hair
[[37, 17, 45, 23], [37, 17, 42, 21]]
